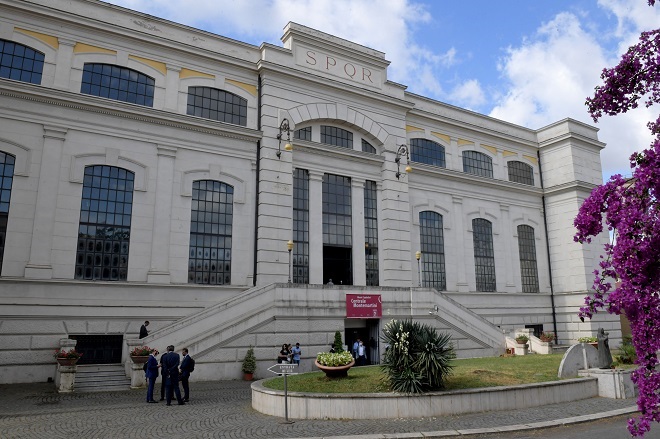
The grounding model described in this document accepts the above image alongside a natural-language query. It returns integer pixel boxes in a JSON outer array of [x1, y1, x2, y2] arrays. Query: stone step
[[74, 364, 131, 392]]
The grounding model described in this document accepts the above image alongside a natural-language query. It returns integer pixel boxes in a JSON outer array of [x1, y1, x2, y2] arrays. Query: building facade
[[0, 0, 618, 384]]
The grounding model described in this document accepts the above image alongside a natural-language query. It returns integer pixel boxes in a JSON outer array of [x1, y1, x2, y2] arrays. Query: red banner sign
[[346, 294, 382, 319]]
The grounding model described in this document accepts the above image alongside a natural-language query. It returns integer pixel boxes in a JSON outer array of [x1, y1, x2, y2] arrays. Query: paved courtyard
[[0, 380, 638, 438]]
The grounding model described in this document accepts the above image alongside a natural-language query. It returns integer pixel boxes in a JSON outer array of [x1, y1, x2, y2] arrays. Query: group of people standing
[[277, 342, 302, 365], [144, 345, 194, 406]]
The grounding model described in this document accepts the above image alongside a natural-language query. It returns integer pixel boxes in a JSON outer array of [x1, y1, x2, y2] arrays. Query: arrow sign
[[268, 363, 299, 375]]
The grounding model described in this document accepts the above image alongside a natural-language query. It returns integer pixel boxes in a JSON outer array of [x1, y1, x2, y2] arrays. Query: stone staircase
[[75, 364, 131, 392]]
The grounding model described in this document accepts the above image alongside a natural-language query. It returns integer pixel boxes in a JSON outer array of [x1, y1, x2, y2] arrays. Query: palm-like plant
[[381, 319, 455, 393]]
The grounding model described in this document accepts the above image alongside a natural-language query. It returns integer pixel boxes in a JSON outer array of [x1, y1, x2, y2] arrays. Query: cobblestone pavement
[[0, 380, 637, 439]]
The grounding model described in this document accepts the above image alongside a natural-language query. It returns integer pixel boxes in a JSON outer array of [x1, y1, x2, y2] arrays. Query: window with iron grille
[[76, 165, 134, 281], [81, 63, 154, 106], [517, 225, 539, 293], [294, 127, 311, 141], [186, 86, 247, 126], [188, 180, 233, 285], [0, 39, 44, 84], [321, 126, 353, 149], [472, 218, 496, 292], [419, 211, 446, 290], [410, 138, 445, 167], [362, 139, 376, 154], [293, 169, 309, 284], [507, 161, 534, 186], [364, 180, 379, 286], [463, 151, 493, 178], [322, 174, 352, 246], [0, 151, 15, 272]]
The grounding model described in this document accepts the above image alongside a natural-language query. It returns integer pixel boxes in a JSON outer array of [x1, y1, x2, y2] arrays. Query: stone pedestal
[[514, 343, 528, 355], [130, 362, 146, 389], [578, 368, 637, 399], [535, 341, 553, 355], [55, 364, 76, 393]]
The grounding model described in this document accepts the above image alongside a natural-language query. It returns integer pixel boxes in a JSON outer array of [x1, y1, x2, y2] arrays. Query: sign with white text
[[346, 294, 382, 319], [268, 363, 299, 375]]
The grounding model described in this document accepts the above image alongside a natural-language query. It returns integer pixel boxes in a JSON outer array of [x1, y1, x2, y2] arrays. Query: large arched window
[[362, 139, 376, 154], [321, 126, 353, 149], [187, 87, 247, 126], [76, 165, 134, 281], [517, 225, 539, 293], [81, 63, 154, 106], [0, 39, 44, 84], [188, 180, 233, 285], [472, 218, 496, 291], [419, 211, 446, 290], [0, 151, 16, 271], [508, 161, 534, 186], [411, 138, 445, 167], [463, 151, 493, 178]]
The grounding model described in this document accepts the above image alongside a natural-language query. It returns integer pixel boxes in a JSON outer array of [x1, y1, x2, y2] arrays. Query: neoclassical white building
[[0, 0, 618, 385]]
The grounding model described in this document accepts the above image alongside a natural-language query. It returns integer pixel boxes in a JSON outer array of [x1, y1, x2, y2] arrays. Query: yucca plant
[[381, 319, 454, 393]]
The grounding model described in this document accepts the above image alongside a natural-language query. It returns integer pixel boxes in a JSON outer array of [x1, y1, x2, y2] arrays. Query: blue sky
[[105, 0, 660, 180]]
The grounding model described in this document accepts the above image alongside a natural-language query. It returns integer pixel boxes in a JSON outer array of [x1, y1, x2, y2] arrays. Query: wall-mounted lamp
[[287, 239, 294, 284], [395, 144, 412, 179], [276, 118, 293, 159], [415, 250, 422, 287]]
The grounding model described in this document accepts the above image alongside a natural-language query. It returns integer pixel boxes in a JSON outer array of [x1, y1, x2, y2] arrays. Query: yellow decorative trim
[[523, 154, 538, 165], [481, 144, 498, 155], [502, 150, 517, 157], [406, 125, 423, 133], [225, 78, 257, 97], [73, 42, 116, 55], [431, 131, 450, 144], [129, 55, 166, 75], [14, 28, 59, 50], [179, 68, 215, 80], [457, 139, 474, 146]]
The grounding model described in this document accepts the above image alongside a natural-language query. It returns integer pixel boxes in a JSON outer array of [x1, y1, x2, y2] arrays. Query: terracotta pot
[[243, 372, 254, 381], [314, 359, 355, 378], [56, 358, 79, 366], [130, 355, 150, 364]]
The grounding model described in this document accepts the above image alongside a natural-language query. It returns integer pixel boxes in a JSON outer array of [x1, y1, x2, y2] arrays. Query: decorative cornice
[[542, 180, 599, 196]]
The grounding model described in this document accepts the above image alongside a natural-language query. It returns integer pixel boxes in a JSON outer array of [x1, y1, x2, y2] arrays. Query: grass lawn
[[262, 353, 565, 393]]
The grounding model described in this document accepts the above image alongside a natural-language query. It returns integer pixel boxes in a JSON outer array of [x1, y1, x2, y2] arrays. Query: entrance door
[[71, 334, 123, 364], [323, 246, 352, 285]]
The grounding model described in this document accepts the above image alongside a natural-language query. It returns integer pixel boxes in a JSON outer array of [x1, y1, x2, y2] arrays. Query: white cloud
[[449, 79, 486, 109], [489, 10, 656, 179]]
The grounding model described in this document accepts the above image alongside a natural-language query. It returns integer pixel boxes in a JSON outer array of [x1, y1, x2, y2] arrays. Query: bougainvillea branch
[[577, 5, 660, 435]]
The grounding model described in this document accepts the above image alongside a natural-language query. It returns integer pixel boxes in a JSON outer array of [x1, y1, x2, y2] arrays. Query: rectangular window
[[322, 174, 352, 246], [293, 169, 309, 284], [419, 211, 446, 290], [517, 225, 540, 293], [472, 218, 496, 292], [364, 180, 378, 286]]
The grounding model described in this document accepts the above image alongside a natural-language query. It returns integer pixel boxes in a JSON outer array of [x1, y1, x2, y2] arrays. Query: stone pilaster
[[351, 178, 366, 286], [453, 196, 469, 292], [147, 145, 176, 283], [308, 171, 323, 284]]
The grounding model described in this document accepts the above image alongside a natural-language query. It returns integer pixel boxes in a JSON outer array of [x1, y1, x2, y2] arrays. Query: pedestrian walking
[[139, 320, 149, 339], [291, 342, 302, 365]]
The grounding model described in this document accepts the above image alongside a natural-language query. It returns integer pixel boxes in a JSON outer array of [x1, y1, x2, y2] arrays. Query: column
[[308, 171, 323, 284], [351, 178, 366, 286], [500, 203, 516, 292], [453, 196, 469, 292], [25, 125, 67, 279], [53, 39, 76, 90], [164, 64, 182, 112], [147, 145, 176, 283]]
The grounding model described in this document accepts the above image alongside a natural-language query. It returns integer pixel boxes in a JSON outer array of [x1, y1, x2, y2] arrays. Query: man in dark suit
[[179, 348, 193, 402], [161, 345, 185, 406], [139, 321, 149, 339], [145, 348, 159, 403]]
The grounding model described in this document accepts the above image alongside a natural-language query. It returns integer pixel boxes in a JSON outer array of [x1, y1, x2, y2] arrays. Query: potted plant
[[242, 345, 256, 380], [315, 351, 355, 378], [514, 334, 529, 345], [53, 348, 83, 366], [129, 346, 152, 364], [540, 332, 555, 343], [578, 336, 598, 348]]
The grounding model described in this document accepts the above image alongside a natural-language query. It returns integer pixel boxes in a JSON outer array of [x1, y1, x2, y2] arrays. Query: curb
[[296, 406, 638, 439]]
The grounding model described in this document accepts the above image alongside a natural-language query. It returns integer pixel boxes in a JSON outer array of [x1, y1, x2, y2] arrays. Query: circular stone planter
[[130, 355, 149, 364], [56, 358, 79, 366], [314, 359, 355, 378]]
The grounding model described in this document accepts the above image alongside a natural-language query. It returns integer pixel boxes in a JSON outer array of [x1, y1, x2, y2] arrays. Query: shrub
[[616, 336, 637, 365], [242, 346, 256, 374], [381, 319, 454, 394], [333, 330, 344, 352], [316, 351, 353, 367], [578, 336, 597, 343]]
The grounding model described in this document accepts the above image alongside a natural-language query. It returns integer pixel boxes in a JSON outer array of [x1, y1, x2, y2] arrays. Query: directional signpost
[[267, 363, 299, 423]]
